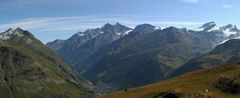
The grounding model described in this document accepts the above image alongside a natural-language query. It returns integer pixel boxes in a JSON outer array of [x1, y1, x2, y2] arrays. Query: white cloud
[[180, 0, 200, 3], [222, 4, 232, 8]]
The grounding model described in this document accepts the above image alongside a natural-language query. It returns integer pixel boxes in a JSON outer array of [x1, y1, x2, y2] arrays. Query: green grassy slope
[[0, 28, 93, 98], [98, 62, 240, 98]]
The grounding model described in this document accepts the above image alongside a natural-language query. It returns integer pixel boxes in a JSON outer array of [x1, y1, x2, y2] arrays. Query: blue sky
[[0, 0, 239, 43]]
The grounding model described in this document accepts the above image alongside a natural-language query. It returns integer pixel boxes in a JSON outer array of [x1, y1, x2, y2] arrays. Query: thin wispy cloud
[[0, 16, 127, 32], [180, 0, 200, 3], [0, 16, 203, 33]]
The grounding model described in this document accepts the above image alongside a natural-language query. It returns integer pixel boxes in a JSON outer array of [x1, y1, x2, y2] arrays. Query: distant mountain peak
[[196, 22, 240, 37], [53, 39, 65, 42], [136, 23, 155, 27], [221, 24, 239, 30], [100, 22, 132, 36], [221, 24, 240, 37], [195, 21, 220, 32], [114, 22, 126, 28], [105, 23, 113, 26], [115, 22, 121, 26], [101, 23, 114, 31], [204, 21, 216, 26], [133, 24, 158, 33], [222, 24, 234, 29], [165, 26, 179, 30]]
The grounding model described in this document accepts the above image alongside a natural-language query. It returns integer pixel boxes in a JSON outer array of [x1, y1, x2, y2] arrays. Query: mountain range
[[47, 23, 132, 71], [0, 21, 238, 97], [47, 21, 240, 93], [98, 36, 240, 98]]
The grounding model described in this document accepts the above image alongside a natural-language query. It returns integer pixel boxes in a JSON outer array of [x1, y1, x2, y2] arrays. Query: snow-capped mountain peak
[[195, 21, 220, 32], [221, 24, 240, 37], [195, 22, 240, 37], [0, 27, 25, 40], [221, 24, 234, 30]]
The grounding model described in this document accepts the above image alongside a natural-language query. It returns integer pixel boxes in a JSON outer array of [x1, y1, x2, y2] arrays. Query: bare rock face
[[0, 47, 46, 82]]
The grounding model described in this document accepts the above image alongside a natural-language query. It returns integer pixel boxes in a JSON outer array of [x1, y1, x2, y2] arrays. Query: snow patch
[[218, 37, 240, 45], [123, 30, 132, 35], [218, 39, 230, 45], [154, 27, 161, 30], [195, 28, 204, 32], [207, 26, 220, 32], [78, 33, 85, 36], [117, 33, 121, 36], [222, 29, 237, 37]]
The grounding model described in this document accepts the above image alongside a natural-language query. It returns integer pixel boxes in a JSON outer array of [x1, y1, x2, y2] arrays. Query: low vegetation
[[213, 73, 240, 94], [98, 63, 240, 98]]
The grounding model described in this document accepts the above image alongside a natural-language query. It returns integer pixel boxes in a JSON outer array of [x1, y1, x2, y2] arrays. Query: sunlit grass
[[99, 63, 240, 98]]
